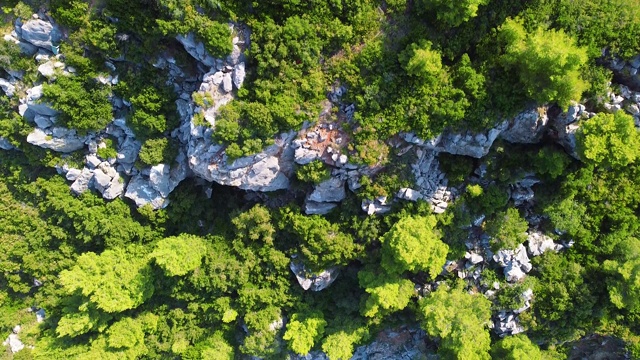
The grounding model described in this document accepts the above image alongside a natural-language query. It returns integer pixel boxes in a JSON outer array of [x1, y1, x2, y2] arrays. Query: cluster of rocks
[[289, 261, 339, 291], [396, 148, 455, 214], [2, 308, 45, 354]]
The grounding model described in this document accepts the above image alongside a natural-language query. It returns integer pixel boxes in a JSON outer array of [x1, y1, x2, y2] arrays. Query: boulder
[[493, 244, 532, 282], [35, 309, 46, 323], [552, 104, 585, 159], [294, 146, 320, 165], [290, 261, 339, 291], [362, 198, 391, 215], [233, 62, 246, 89], [18, 18, 62, 50], [527, 231, 563, 256], [21, 85, 58, 119], [3, 333, 24, 353], [124, 174, 168, 209], [433, 122, 508, 158], [102, 174, 125, 200], [222, 72, 233, 93], [304, 201, 337, 215], [397, 187, 421, 201], [37, 61, 57, 78], [26, 127, 87, 153], [308, 177, 346, 203], [0, 137, 14, 150], [70, 168, 94, 195], [148, 151, 189, 198], [176, 33, 218, 68], [500, 106, 548, 144], [0, 78, 15, 97], [495, 311, 524, 337], [465, 252, 484, 265]]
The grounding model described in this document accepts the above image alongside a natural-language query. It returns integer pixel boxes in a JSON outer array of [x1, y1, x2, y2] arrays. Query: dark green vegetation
[[2, 0, 640, 359]]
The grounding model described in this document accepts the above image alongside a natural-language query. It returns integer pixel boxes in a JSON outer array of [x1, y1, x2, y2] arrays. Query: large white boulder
[[17, 18, 62, 50], [26, 127, 87, 153]]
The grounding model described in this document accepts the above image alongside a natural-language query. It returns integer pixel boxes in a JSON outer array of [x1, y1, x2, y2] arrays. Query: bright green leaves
[[490, 334, 543, 360], [151, 234, 207, 277], [358, 269, 415, 318], [107, 314, 158, 350], [418, 284, 492, 359], [498, 18, 588, 109], [283, 311, 327, 355], [417, 0, 489, 27], [485, 207, 529, 251], [59, 246, 154, 313], [604, 240, 640, 314], [399, 40, 443, 81], [577, 111, 640, 168], [381, 215, 448, 278]]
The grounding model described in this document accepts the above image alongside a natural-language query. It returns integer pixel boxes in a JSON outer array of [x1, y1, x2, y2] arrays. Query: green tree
[[138, 137, 178, 166], [418, 283, 492, 359], [576, 111, 640, 168], [490, 334, 543, 360], [399, 40, 443, 81], [498, 18, 588, 109], [416, 0, 489, 27], [59, 246, 154, 313], [358, 269, 415, 318], [283, 311, 327, 355], [151, 234, 207, 277], [604, 254, 640, 314], [321, 326, 369, 360], [381, 215, 448, 278], [485, 207, 529, 251]]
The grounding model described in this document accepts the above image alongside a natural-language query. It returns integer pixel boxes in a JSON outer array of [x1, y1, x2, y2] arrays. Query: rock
[[465, 252, 484, 265], [27, 127, 87, 153], [527, 231, 563, 256], [304, 201, 338, 215], [0, 137, 14, 150], [35, 308, 46, 323], [102, 174, 125, 200], [290, 261, 339, 291], [397, 187, 421, 201], [124, 174, 168, 209], [222, 72, 233, 93], [70, 168, 94, 195], [33, 114, 55, 129], [0, 78, 16, 97], [176, 33, 218, 68], [19, 18, 62, 50], [493, 244, 532, 282], [294, 147, 320, 165], [65, 168, 81, 181], [362, 199, 391, 215], [233, 62, 246, 89], [308, 177, 346, 203], [93, 168, 112, 193], [148, 152, 189, 198], [500, 106, 548, 144], [37, 61, 57, 78], [3, 333, 24, 353], [495, 311, 524, 337], [434, 122, 508, 158], [22, 85, 58, 119], [351, 326, 428, 360], [557, 122, 581, 160]]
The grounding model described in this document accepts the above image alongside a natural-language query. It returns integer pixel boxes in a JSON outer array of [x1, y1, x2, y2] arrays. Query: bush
[[138, 138, 178, 166], [97, 138, 118, 160], [296, 160, 330, 184]]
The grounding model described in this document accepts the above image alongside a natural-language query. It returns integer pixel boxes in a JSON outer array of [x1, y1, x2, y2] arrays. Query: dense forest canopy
[[1, 0, 640, 359]]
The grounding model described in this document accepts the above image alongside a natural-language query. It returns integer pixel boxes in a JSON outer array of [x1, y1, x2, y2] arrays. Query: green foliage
[[283, 311, 327, 355], [381, 215, 448, 278], [59, 246, 154, 313], [576, 111, 640, 168], [417, 0, 489, 27], [51, 0, 89, 28], [97, 138, 118, 160], [358, 269, 415, 318], [418, 283, 492, 359], [138, 137, 178, 166], [296, 160, 331, 184], [498, 18, 588, 109], [490, 334, 543, 360], [321, 326, 369, 360], [42, 77, 113, 133], [439, 153, 475, 186], [151, 234, 207, 276], [485, 207, 529, 251], [533, 147, 571, 180], [604, 244, 640, 314]]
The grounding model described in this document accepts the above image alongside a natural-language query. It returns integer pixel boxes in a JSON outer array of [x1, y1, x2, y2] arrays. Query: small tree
[[577, 111, 640, 168], [416, 0, 489, 27], [151, 234, 207, 277], [485, 207, 528, 251], [381, 215, 449, 278], [490, 334, 543, 360], [283, 311, 327, 355]]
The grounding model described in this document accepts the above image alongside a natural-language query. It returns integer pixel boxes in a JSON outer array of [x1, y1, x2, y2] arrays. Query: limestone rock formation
[[26, 127, 87, 153], [15, 17, 61, 51], [290, 261, 339, 291], [500, 106, 549, 144]]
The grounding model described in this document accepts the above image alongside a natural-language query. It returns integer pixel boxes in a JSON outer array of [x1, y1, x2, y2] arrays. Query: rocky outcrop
[[304, 177, 346, 215], [397, 148, 454, 214], [176, 32, 219, 68], [527, 231, 563, 256], [407, 121, 509, 158], [493, 244, 532, 282], [510, 175, 539, 207], [550, 103, 587, 159], [27, 127, 88, 153], [0, 78, 16, 97], [15, 17, 61, 51], [3, 326, 24, 354], [19, 85, 58, 120], [500, 106, 549, 144], [290, 261, 339, 291], [361, 197, 391, 215]]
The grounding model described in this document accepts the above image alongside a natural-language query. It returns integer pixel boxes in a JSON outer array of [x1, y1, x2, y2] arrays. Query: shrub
[[296, 160, 330, 184], [138, 138, 177, 166], [97, 138, 118, 160]]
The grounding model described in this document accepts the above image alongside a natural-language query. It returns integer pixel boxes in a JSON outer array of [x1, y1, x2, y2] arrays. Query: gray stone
[[434, 123, 508, 158], [70, 168, 94, 195], [176, 33, 218, 68], [0, 78, 15, 97], [308, 177, 346, 203], [500, 106, 548, 144], [362, 199, 391, 215], [124, 175, 168, 209], [222, 72, 233, 93], [294, 147, 320, 165], [65, 168, 81, 181], [0, 137, 14, 150], [37, 61, 56, 78], [397, 187, 421, 201], [35, 309, 45, 323], [27, 127, 86, 153], [304, 201, 338, 215], [493, 244, 532, 282], [85, 155, 102, 168], [233, 62, 246, 89], [465, 252, 484, 265], [3, 333, 24, 353], [290, 261, 339, 291], [33, 114, 53, 129], [19, 19, 62, 50], [93, 169, 112, 193], [527, 231, 563, 256]]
